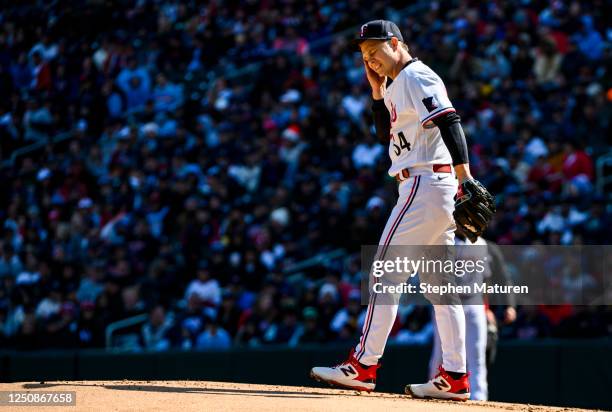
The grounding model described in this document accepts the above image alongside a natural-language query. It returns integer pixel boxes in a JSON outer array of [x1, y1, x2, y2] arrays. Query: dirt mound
[[0, 381, 596, 411]]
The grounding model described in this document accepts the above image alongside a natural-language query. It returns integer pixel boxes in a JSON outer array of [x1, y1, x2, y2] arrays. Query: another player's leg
[[465, 305, 488, 400]]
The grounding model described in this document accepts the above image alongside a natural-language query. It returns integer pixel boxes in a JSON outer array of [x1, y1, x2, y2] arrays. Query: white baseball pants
[[354, 173, 467, 373]]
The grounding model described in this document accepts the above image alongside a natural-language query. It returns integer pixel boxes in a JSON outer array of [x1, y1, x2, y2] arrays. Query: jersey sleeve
[[404, 68, 455, 129]]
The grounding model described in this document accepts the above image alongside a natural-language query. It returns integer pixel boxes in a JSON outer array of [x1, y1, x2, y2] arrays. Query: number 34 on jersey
[[392, 131, 411, 156]]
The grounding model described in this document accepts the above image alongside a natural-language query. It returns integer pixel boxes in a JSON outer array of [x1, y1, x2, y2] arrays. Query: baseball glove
[[453, 179, 496, 243]]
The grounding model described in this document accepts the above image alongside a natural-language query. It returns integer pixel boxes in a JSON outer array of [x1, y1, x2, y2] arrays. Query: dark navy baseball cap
[[353, 20, 404, 49]]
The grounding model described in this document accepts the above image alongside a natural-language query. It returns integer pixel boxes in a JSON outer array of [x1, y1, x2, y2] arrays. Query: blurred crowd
[[0, 0, 610, 351]]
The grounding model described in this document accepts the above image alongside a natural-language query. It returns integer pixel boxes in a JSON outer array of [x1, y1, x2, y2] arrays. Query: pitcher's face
[[360, 39, 399, 77]]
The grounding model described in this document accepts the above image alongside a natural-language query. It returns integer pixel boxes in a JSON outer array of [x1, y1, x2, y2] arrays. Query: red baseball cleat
[[310, 349, 380, 392], [405, 365, 470, 401]]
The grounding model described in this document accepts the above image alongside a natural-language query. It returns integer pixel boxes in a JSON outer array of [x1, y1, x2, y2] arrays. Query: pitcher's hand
[[364, 60, 386, 99]]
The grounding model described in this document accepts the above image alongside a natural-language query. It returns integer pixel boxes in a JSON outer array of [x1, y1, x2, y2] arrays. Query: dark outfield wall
[[1, 339, 610, 410]]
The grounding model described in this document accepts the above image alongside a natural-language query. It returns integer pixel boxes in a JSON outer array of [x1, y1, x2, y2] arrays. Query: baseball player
[[429, 231, 517, 400], [310, 20, 495, 400]]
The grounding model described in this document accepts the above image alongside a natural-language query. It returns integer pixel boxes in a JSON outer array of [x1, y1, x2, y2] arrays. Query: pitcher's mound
[[0, 381, 593, 412]]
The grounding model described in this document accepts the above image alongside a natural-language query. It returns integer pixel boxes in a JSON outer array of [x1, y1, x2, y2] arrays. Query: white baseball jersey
[[383, 59, 454, 177]]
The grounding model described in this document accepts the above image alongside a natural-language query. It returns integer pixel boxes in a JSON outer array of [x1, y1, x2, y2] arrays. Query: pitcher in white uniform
[[310, 20, 496, 401]]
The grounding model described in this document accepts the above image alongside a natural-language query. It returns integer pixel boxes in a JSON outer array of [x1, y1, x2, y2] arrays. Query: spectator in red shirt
[[562, 141, 593, 180], [562, 141, 594, 196], [30, 51, 52, 92]]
